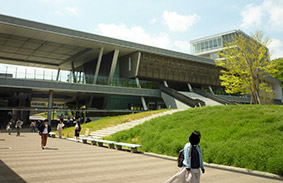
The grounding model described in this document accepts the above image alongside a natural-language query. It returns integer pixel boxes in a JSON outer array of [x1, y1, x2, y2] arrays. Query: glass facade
[[192, 36, 222, 54], [191, 32, 238, 54], [222, 32, 237, 44]]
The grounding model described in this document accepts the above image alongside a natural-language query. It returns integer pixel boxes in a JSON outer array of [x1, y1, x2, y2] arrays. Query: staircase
[[88, 109, 183, 139], [179, 91, 222, 106]]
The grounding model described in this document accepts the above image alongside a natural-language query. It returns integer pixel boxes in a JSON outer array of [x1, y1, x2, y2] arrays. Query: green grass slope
[[59, 109, 167, 138], [106, 105, 283, 176]]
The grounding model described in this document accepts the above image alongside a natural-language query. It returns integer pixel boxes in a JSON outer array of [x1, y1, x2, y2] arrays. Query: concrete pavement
[[0, 132, 281, 183]]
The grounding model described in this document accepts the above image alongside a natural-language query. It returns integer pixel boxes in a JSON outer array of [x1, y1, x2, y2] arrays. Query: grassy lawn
[[106, 105, 283, 176], [59, 109, 168, 138]]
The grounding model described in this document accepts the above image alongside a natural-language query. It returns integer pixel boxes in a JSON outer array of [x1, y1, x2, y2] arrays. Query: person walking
[[57, 120, 64, 138], [165, 130, 205, 183], [74, 119, 81, 142], [6, 119, 13, 135], [30, 121, 36, 132], [38, 119, 51, 149], [15, 119, 24, 136]]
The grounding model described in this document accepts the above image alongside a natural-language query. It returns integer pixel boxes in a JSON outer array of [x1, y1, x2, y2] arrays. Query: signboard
[[85, 128, 90, 136]]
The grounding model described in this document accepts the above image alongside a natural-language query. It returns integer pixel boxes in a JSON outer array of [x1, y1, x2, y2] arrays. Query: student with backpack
[[165, 130, 205, 183]]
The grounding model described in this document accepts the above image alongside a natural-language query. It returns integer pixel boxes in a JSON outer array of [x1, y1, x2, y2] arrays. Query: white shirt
[[43, 124, 48, 134], [57, 123, 64, 130]]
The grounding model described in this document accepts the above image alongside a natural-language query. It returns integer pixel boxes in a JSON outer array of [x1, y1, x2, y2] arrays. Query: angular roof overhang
[[0, 14, 215, 70]]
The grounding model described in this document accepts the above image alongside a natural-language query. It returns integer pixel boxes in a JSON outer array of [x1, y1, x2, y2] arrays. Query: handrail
[[160, 85, 205, 107], [192, 88, 235, 105]]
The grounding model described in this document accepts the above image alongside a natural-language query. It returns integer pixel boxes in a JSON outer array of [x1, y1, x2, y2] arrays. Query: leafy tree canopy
[[271, 57, 283, 88], [215, 31, 277, 104]]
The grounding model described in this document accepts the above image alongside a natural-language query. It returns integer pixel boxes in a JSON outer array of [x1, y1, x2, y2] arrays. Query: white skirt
[[165, 167, 192, 183]]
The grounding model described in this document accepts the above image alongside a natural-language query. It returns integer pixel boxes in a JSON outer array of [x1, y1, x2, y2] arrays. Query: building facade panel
[[137, 52, 221, 86]]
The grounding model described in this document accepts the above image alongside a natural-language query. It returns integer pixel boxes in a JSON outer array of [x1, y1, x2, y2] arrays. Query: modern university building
[[0, 15, 282, 124], [190, 30, 283, 103]]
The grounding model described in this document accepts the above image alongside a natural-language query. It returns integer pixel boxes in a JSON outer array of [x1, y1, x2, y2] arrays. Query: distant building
[[190, 30, 283, 104], [190, 30, 247, 60]]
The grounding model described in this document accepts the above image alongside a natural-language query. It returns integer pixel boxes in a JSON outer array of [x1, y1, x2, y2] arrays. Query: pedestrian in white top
[[57, 120, 64, 138], [38, 119, 51, 149], [15, 119, 24, 136]]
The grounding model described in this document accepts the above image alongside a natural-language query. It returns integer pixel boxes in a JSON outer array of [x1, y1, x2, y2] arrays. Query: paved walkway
[[89, 109, 182, 139], [0, 133, 281, 183]]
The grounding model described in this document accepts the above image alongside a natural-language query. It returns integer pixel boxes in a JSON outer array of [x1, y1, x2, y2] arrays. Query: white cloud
[[240, 0, 283, 30], [149, 18, 157, 25], [41, 0, 75, 3], [94, 23, 171, 49], [269, 39, 283, 59], [65, 6, 79, 15], [240, 4, 264, 28], [262, 0, 283, 30], [162, 10, 199, 32], [174, 41, 190, 52], [53, 6, 79, 16], [54, 11, 64, 16]]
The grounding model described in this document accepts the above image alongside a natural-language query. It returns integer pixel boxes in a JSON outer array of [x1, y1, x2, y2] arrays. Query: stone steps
[[87, 109, 183, 139]]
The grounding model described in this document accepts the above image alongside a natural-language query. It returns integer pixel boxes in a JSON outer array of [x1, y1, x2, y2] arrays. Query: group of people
[[38, 118, 81, 149], [4, 113, 204, 182], [6, 118, 24, 136]]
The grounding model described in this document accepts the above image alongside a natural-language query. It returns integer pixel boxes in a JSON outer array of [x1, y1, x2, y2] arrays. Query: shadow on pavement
[[0, 160, 27, 183], [44, 147, 58, 150]]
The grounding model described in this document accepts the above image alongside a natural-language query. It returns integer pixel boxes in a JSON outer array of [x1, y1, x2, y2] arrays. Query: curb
[[142, 152, 282, 180]]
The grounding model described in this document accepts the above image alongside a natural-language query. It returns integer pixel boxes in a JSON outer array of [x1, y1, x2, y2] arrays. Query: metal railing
[[192, 88, 234, 105], [160, 85, 205, 107], [0, 65, 159, 89]]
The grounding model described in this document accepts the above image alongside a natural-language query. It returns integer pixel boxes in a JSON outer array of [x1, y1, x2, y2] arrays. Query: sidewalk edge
[[142, 152, 282, 180]]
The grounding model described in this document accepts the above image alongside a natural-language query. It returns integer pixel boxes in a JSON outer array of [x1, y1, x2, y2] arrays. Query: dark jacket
[[38, 123, 51, 133], [75, 124, 81, 132]]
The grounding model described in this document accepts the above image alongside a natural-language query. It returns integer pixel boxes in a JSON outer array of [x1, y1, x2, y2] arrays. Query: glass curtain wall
[[192, 36, 223, 54]]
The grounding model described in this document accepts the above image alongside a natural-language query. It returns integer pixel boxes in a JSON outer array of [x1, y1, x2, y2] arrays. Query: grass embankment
[[59, 109, 168, 138], [106, 105, 283, 176]]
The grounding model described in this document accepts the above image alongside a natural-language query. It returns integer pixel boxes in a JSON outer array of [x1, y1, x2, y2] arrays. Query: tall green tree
[[271, 57, 283, 89], [215, 31, 276, 104]]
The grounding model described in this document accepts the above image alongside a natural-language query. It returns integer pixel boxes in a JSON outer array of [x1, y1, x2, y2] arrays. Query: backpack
[[177, 149, 184, 167]]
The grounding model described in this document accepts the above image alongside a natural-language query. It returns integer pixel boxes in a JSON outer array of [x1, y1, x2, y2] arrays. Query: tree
[[271, 57, 283, 89], [215, 31, 277, 104]]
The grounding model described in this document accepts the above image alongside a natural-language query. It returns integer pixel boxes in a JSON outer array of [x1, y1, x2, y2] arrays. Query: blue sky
[[1, 0, 283, 59]]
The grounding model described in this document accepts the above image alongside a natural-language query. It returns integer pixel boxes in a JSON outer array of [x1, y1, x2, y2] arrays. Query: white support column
[[135, 52, 141, 77], [71, 62, 76, 83], [163, 80, 168, 87], [78, 71, 82, 83], [187, 83, 193, 92], [141, 97, 148, 111], [81, 66, 86, 84], [56, 68, 61, 81], [135, 77, 141, 88], [208, 86, 214, 94], [135, 77, 148, 110], [107, 50, 119, 85], [93, 47, 104, 84], [48, 90, 53, 125]]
